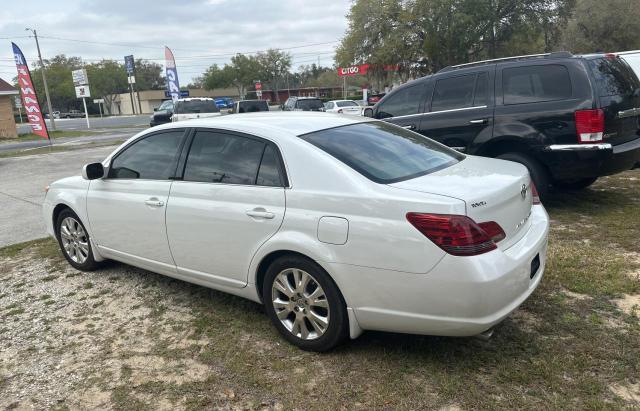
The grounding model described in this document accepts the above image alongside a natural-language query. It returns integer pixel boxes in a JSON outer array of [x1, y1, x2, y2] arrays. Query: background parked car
[[324, 100, 363, 115], [149, 100, 174, 127], [172, 98, 221, 122], [45, 111, 60, 119], [215, 97, 234, 109], [231, 100, 269, 113], [365, 52, 640, 197], [60, 109, 84, 118], [281, 97, 325, 111], [367, 93, 385, 106]]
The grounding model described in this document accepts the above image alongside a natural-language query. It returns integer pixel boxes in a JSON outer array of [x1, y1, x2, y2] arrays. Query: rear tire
[[552, 177, 598, 190], [55, 209, 100, 271], [497, 152, 550, 200], [263, 255, 349, 352]]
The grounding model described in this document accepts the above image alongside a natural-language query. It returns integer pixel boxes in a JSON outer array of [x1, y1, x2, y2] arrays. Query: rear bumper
[[541, 137, 640, 180], [329, 205, 549, 338]]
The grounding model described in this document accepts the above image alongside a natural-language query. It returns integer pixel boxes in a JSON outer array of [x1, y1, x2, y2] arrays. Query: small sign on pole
[[72, 69, 88, 86], [75, 85, 91, 98], [124, 55, 135, 75], [93, 98, 105, 118]]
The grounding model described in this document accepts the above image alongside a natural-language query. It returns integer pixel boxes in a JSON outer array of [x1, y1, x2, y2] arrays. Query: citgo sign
[[337, 64, 370, 76]]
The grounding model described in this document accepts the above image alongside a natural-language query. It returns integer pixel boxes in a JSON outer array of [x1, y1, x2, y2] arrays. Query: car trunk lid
[[389, 156, 533, 250]]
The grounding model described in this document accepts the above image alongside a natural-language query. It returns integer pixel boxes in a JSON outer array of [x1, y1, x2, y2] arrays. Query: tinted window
[[175, 99, 220, 114], [109, 131, 184, 179], [474, 73, 489, 106], [238, 100, 268, 113], [432, 74, 476, 112], [621, 54, 640, 78], [588, 57, 640, 97], [184, 131, 265, 184], [377, 84, 425, 118], [296, 99, 324, 110], [503, 64, 572, 104], [158, 100, 173, 111], [300, 122, 462, 184], [256, 145, 283, 186]]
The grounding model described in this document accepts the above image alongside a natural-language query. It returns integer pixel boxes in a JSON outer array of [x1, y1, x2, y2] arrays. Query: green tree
[[256, 49, 292, 102], [202, 64, 230, 91], [560, 0, 640, 53], [30, 55, 82, 112], [224, 54, 261, 99], [134, 59, 165, 90], [86, 60, 128, 115], [337, 0, 574, 77]]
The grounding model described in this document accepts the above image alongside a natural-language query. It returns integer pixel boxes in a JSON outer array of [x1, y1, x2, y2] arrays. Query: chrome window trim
[[385, 105, 488, 120]]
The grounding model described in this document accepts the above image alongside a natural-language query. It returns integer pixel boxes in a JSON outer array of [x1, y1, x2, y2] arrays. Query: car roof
[[176, 97, 214, 101], [151, 112, 371, 138]]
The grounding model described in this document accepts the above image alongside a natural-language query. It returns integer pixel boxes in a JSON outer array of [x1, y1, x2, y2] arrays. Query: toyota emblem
[[521, 184, 527, 199]]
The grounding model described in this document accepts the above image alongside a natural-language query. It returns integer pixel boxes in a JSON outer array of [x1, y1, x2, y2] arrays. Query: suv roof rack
[[437, 51, 574, 73]]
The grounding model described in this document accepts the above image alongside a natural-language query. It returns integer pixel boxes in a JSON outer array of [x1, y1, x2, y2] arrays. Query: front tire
[[263, 255, 349, 352], [552, 177, 598, 190], [497, 152, 550, 200], [55, 209, 100, 271]]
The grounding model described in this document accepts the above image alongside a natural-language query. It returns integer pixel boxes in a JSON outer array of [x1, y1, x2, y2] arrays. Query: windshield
[[336, 101, 358, 107], [158, 100, 173, 111], [300, 121, 462, 183], [296, 99, 324, 110], [175, 99, 220, 114]]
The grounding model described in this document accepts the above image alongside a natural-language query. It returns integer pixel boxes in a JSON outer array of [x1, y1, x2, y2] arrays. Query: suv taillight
[[406, 213, 505, 256], [575, 109, 604, 143]]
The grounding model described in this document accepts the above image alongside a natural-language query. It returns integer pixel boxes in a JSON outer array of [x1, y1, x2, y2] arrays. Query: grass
[[0, 139, 125, 158], [0, 170, 638, 409], [5, 130, 100, 144]]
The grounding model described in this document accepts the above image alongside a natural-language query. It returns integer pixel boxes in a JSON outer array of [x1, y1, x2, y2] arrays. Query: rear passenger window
[[376, 83, 425, 118], [256, 145, 283, 186], [503, 65, 571, 105], [184, 131, 265, 184], [431, 74, 476, 112]]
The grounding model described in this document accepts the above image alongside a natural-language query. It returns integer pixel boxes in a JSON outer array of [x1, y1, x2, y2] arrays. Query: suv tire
[[497, 152, 550, 199]]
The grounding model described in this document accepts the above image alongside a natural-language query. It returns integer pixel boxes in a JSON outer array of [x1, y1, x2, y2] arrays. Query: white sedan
[[323, 100, 363, 115], [43, 113, 549, 351]]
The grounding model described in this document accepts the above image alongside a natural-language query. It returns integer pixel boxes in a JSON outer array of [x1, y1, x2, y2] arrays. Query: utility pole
[[26, 28, 56, 131]]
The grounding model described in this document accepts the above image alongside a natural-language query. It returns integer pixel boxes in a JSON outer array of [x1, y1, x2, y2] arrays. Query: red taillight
[[575, 109, 604, 143], [406, 213, 504, 256], [531, 182, 541, 205]]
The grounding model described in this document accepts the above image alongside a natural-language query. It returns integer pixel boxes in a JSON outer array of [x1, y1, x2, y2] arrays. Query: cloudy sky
[[0, 0, 351, 84]]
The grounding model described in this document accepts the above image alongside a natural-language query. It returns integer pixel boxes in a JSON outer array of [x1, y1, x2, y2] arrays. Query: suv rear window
[[296, 99, 324, 110], [300, 121, 462, 184], [503, 64, 572, 105], [588, 57, 640, 97], [175, 100, 220, 114], [237, 100, 269, 113]]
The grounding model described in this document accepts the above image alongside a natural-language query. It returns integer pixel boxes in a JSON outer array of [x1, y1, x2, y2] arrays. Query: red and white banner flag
[[12, 42, 49, 139]]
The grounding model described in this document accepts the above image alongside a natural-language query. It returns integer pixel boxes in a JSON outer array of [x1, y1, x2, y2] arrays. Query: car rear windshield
[[238, 101, 269, 112], [336, 101, 359, 107], [587, 57, 640, 97], [299, 122, 462, 184], [296, 99, 324, 110], [175, 100, 220, 114]]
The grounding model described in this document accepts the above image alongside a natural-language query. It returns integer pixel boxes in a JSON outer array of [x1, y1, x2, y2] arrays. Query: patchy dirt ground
[[1, 170, 639, 410]]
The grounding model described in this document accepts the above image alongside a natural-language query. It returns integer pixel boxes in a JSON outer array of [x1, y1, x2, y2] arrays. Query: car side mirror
[[363, 107, 374, 118], [82, 162, 104, 180], [153, 107, 158, 112]]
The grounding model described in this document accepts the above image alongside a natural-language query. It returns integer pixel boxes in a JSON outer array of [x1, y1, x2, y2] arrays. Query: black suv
[[364, 52, 640, 196], [282, 97, 325, 112]]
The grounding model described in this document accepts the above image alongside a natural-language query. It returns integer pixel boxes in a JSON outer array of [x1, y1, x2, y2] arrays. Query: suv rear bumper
[[541, 137, 640, 180]]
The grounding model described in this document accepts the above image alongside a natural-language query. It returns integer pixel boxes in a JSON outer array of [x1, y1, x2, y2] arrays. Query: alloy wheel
[[59, 217, 89, 264], [271, 268, 330, 340]]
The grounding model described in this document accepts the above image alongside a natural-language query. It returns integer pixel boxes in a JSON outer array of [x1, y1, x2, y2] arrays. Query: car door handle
[[144, 198, 164, 207], [469, 118, 488, 124], [402, 125, 416, 130], [246, 209, 275, 219]]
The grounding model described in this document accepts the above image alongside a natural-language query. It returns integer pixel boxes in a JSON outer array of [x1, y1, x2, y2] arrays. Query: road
[[17, 114, 149, 134], [0, 145, 115, 247]]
